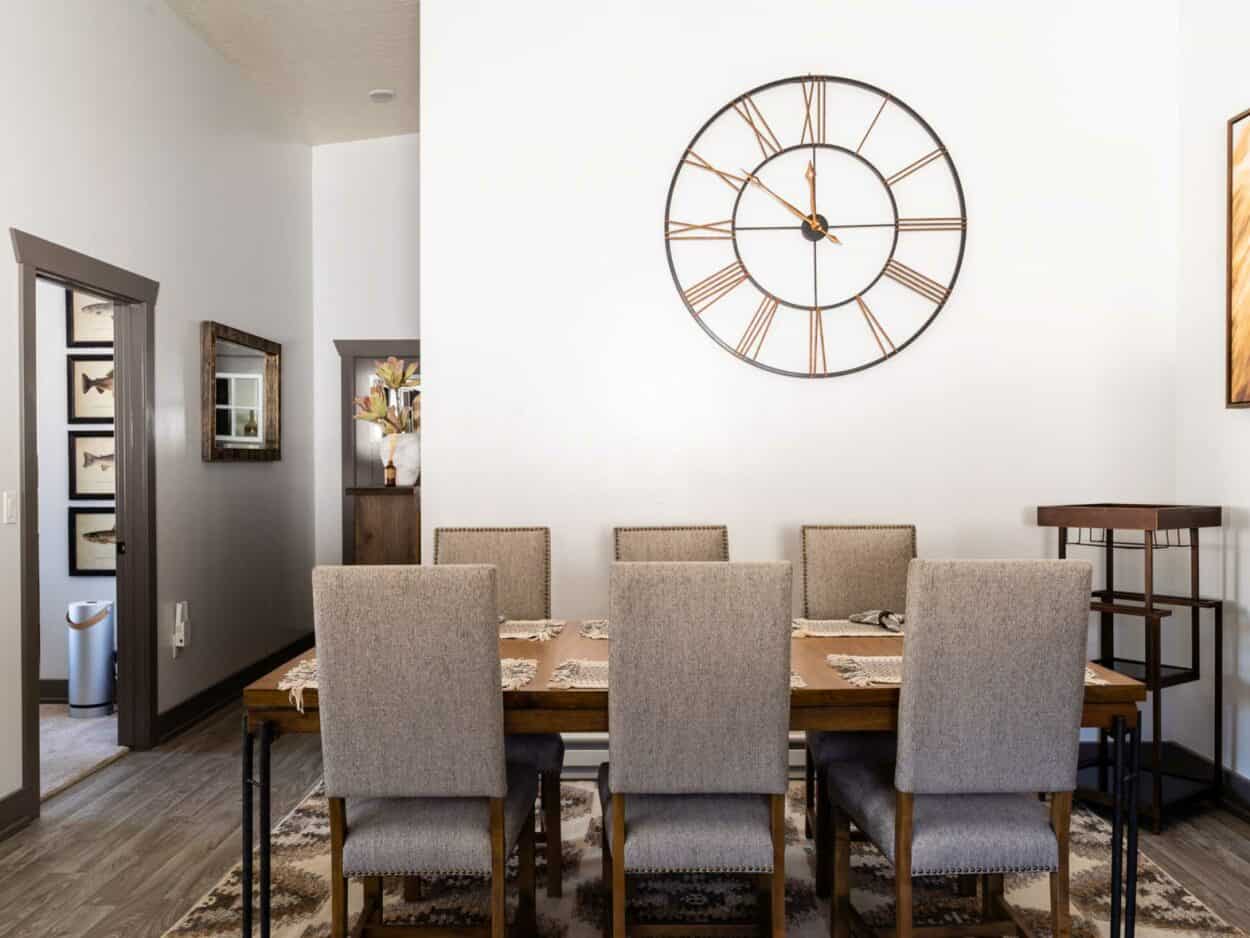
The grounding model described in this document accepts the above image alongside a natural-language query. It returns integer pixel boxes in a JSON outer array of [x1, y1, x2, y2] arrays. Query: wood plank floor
[[0, 702, 1247, 936]]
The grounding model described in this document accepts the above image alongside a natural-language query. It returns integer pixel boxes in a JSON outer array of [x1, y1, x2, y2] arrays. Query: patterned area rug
[[164, 781, 1241, 938]]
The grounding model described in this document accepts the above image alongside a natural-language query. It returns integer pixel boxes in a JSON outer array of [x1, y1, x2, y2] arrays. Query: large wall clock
[[664, 75, 966, 378]]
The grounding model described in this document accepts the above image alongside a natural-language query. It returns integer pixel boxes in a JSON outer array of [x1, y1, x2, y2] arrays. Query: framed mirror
[[201, 321, 281, 461]]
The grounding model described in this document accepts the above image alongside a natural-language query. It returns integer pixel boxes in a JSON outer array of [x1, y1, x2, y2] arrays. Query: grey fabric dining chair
[[312, 564, 537, 938], [613, 525, 729, 561], [433, 526, 565, 896], [800, 524, 915, 895], [825, 559, 1092, 938], [601, 561, 792, 938]]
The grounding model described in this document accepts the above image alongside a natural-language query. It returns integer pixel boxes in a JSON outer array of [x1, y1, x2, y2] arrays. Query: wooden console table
[[1037, 503, 1223, 832]]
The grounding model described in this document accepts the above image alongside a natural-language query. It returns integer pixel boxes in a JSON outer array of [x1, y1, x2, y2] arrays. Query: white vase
[[381, 432, 421, 486]]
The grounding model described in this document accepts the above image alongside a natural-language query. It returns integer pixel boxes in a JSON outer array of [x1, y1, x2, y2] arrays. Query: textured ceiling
[[167, 0, 418, 145]]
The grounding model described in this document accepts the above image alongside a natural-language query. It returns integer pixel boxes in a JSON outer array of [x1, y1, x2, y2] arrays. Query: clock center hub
[[800, 214, 831, 242]]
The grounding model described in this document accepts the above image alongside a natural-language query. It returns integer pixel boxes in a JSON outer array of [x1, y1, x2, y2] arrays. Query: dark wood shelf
[[1103, 589, 1221, 610], [346, 486, 418, 496], [1089, 601, 1172, 620], [1037, 502, 1222, 531], [1100, 657, 1198, 689]]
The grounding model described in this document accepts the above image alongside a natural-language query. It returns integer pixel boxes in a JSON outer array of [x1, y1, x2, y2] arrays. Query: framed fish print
[[68, 431, 115, 500], [65, 287, 114, 348], [67, 354, 114, 424], [1228, 106, 1250, 406], [69, 507, 116, 576]]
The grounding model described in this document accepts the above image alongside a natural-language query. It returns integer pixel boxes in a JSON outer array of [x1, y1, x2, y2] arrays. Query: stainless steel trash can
[[67, 600, 115, 718]]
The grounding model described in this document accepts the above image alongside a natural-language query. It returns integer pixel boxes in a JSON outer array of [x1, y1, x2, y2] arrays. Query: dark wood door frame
[[333, 339, 419, 562], [5, 230, 160, 835]]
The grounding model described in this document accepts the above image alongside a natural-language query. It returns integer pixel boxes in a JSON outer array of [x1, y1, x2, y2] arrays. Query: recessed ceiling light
[[369, 88, 396, 104]]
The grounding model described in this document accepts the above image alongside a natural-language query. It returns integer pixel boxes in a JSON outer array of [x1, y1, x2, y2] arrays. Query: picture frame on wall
[[68, 507, 117, 576], [68, 431, 115, 500], [67, 354, 115, 424], [1227, 106, 1250, 406], [65, 287, 115, 348]]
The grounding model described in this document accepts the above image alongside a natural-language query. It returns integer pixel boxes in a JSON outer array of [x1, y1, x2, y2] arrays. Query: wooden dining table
[[241, 625, 1146, 938]]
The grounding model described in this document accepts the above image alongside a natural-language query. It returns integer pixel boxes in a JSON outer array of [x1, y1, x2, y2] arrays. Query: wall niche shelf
[[1036, 503, 1223, 833], [335, 340, 420, 564]]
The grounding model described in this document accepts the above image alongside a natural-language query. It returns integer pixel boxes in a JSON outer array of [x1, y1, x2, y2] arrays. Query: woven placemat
[[500, 620, 565, 641], [826, 655, 1111, 689], [276, 656, 539, 711], [549, 659, 608, 689], [579, 619, 610, 640], [792, 618, 896, 638]]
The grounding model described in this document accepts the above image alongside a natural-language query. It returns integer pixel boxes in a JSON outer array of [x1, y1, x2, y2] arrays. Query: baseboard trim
[[0, 787, 37, 841], [39, 679, 68, 703], [156, 633, 314, 743]]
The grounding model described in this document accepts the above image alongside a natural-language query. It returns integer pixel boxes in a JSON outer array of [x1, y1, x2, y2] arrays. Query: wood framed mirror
[[201, 321, 281, 461]]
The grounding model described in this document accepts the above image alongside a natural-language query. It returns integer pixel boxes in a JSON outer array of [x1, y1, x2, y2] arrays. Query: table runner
[[275, 656, 539, 712], [548, 658, 808, 690], [825, 654, 1110, 688], [792, 618, 896, 638], [500, 619, 565, 641]]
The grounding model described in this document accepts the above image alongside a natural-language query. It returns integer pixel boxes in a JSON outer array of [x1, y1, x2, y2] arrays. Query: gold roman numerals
[[736, 296, 779, 359], [885, 148, 945, 187], [882, 260, 948, 303], [683, 261, 748, 314], [800, 78, 826, 145], [897, 217, 965, 232], [808, 308, 827, 375], [855, 295, 896, 358], [666, 219, 734, 240], [732, 94, 782, 160], [682, 150, 747, 192]]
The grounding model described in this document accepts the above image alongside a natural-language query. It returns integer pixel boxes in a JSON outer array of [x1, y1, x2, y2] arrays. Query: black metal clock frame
[[664, 74, 967, 379]]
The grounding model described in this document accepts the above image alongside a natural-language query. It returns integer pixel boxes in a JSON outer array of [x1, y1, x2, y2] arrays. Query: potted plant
[[353, 357, 421, 486]]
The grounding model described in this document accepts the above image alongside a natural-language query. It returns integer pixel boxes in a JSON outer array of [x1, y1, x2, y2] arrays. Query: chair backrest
[[801, 524, 915, 618], [312, 564, 506, 800], [433, 527, 551, 620], [895, 559, 1092, 796], [608, 561, 791, 795], [613, 525, 729, 562]]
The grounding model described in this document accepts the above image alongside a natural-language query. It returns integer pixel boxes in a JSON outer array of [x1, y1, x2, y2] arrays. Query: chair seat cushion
[[826, 762, 1059, 876], [343, 762, 538, 875], [807, 730, 896, 767], [597, 763, 774, 873], [505, 733, 565, 772]]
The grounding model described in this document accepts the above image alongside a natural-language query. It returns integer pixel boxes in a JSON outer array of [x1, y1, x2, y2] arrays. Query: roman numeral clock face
[[665, 76, 967, 378]]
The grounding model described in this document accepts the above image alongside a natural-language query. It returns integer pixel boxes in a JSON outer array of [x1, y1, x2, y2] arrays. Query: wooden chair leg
[[402, 875, 422, 903], [518, 808, 538, 938], [980, 874, 1004, 920], [601, 817, 612, 938], [831, 800, 851, 938], [490, 798, 506, 938], [542, 770, 563, 897], [771, 793, 785, 938], [956, 874, 977, 898], [329, 797, 348, 938], [1050, 792, 1073, 938], [894, 792, 914, 938], [804, 745, 815, 839], [612, 793, 627, 938], [363, 877, 383, 925]]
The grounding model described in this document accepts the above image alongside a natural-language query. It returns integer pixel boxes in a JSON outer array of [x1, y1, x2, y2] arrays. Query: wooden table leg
[[1144, 532, 1162, 834], [1099, 528, 1114, 793], [242, 718, 254, 938]]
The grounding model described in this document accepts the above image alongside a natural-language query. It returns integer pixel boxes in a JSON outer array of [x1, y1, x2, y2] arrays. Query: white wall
[[0, 0, 314, 798], [1175, 2, 1250, 779], [422, 0, 1181, 723], [36, 279, 116, 682], [312, 134, 420, 564]]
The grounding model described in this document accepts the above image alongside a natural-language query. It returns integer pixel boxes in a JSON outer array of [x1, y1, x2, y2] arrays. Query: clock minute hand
[[743, 171, 841, 245]]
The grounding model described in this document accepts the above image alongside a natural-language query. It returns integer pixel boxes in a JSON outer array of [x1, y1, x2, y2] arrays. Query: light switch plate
[[2, 491, 16, 525]]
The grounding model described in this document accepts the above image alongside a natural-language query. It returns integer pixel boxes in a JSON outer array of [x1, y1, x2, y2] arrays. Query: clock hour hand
[[743, 170, 841, 245], [806, 160, 817, 220]]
